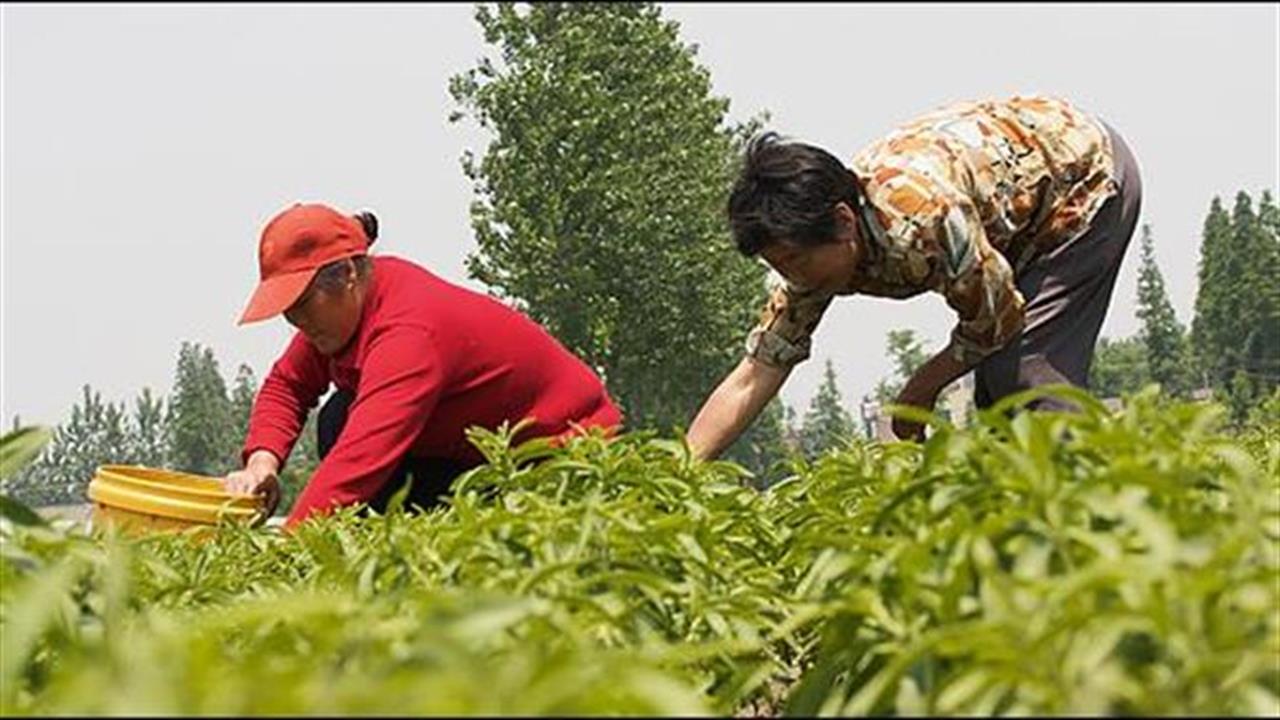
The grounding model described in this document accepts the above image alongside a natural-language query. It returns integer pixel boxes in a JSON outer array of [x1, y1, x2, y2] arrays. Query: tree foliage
[[1134, 224, 1192, 396], [449, 2, 771, 453], [1192, 191, 1280, 405], [2, 345, 288, 508], [1089, 336, 1149, 400], [2, 385, 173, 506], [166, 342, 237, 477], [800, 359, 857, 459], [874, 329, 928, 402], [230, 364, 258, 451]]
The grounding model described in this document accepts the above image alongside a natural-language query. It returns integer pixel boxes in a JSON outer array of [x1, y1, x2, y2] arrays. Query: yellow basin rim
[[95, 465, 241, 497], [88, 465, 263, 526]]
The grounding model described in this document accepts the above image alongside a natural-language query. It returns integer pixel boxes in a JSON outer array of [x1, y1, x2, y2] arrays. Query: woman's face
[[760, 240, 856, 293], [283, 263, 365, 355], [759, 202, 862, 293]]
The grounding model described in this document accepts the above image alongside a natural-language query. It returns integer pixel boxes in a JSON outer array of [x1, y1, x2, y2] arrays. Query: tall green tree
[[1191, 191, 1280, 401], [800, 359, 857, 460], [1223, 370, 1257, 425], [166, 342, 237, 476], [449, 3, 771, 454], [1243, 190, 1280, 397], [127, 387, 168, 468], [230, 364, 259, 450], [1134, 224, 1191, 396], [1226, 192, 1272, 401], [1191, 197, 1235, 390]]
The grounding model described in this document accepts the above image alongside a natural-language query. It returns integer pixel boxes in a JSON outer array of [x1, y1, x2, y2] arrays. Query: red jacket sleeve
[[285, 325, 444, 527], [242, 332, 331, 469]]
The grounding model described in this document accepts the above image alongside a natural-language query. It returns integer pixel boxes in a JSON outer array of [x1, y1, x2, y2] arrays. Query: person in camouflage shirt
[[687, 94, 1142, 454]]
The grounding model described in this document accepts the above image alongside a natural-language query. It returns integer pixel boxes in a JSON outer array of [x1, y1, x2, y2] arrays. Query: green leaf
[[0, 494, 47, 527], [0, 426, 51, 479]]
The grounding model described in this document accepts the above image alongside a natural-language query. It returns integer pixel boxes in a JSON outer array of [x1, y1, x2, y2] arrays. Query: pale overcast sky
[[3, 2, 1278, 431]]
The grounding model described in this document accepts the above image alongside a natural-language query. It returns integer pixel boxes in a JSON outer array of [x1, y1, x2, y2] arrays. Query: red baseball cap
[[238, 203, 371, 325]]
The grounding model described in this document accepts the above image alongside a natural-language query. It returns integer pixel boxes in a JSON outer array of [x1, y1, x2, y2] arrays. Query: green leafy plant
[[1, 387, 1276, 716]]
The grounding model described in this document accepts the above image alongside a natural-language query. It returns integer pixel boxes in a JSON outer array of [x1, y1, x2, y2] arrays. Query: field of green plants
[[2, 386, 1277, 716]]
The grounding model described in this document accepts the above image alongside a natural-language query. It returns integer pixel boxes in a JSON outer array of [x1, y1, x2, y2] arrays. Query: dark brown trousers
[[974, 123, 1144, 410]]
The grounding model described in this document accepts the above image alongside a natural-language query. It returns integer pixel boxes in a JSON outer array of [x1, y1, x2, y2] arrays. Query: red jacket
[[242, 256, 622, 526]]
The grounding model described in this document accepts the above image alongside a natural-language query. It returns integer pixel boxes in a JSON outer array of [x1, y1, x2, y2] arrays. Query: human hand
[[223, 452, 281, 519], [892, 379, 940, 442]]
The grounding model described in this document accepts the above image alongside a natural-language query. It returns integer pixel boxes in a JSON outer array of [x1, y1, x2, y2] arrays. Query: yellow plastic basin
[[86, 464, 265, 535]]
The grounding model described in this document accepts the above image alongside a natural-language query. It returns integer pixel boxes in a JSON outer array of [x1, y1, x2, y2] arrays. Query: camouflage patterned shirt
[[745, 95, 1119, 369]]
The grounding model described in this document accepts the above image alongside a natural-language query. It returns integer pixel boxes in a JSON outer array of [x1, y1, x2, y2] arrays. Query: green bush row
[[2, 386, 1276, 716]]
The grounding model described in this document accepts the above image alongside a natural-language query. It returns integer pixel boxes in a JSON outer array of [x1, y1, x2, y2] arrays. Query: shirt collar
[[851, 170, 887, 273]]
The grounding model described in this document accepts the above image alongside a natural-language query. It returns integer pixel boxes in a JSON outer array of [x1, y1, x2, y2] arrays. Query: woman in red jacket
[[223, 202, 622, 527]]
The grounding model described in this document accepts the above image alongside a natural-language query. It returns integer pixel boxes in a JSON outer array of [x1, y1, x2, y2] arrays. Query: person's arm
[[893, 348, 974, 441], [285, 325, 444, 527], [893, 193, 1025, 439], [224, 332, 330, 512], [241, 332, 331, 470], [688, 273, 832, 459], [687, 356, 790, 460]]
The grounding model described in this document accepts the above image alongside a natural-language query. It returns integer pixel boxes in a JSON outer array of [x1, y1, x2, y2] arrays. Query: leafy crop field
[[2, 387, 1277, 716]]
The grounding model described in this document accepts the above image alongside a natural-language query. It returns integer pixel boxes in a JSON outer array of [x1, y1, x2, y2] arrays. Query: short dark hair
[[727, 132, 860, 256]]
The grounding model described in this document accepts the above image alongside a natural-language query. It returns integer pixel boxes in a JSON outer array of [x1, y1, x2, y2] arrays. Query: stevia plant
[[782, 386, 1280, 716], [1, 387, 1276, 716]]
